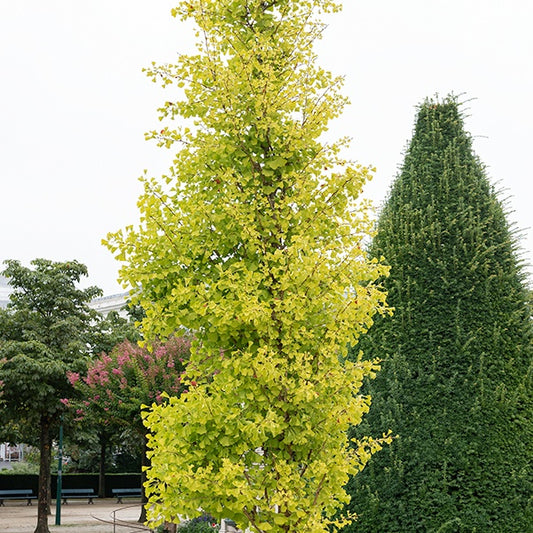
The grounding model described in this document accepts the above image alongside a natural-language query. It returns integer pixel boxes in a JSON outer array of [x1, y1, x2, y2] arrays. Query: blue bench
[[112, 488, 142, 503], [0, 489, 36, 506], [61, 488, 97, 504]]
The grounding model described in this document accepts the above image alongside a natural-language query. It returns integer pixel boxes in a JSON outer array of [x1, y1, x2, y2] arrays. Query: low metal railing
[[90, 503, 151, 533]]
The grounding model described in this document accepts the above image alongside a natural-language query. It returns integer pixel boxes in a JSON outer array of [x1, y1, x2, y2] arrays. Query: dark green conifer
[[344, 97, 532, 532]]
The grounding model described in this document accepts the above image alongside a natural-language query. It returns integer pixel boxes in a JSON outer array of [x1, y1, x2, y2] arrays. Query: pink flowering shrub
[[69, 335, 191, 432]]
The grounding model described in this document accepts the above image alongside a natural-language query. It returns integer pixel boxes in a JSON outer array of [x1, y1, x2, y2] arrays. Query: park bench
[[61, 488, 97, 504], [112, 488, 142, 503], [0, 489, 36, 506]]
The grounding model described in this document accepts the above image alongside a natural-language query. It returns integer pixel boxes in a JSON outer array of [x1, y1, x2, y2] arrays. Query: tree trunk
[[138, 433, 149, 524], [34, 414, 51, 533], [98, 433, 107, 499], [46, 469, 51, 515]]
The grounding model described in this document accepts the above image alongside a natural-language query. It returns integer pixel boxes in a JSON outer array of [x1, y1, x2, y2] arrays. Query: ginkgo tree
[[106, 1, 391, 531]]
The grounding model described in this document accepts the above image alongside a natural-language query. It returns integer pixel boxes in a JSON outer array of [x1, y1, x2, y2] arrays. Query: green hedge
[[343, 97, 533, 532], [0, 473, 141, 498]]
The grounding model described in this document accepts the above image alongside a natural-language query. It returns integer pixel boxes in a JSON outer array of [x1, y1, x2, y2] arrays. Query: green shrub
[[177, 514, 219, 533], [0, 462, 39, 475], [154, 514, 219, 533]]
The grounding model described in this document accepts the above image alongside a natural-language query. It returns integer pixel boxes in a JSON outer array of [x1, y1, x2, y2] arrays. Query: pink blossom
[[117, 353, 131, 366], [66, 372, 80, 385], [60, 398, 70, 406], [97, 370, 110, 384], [71, 335, 191, 427]]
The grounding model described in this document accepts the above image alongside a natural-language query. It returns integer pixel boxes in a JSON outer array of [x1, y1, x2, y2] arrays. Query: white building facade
[[0, 275, 128, 316]]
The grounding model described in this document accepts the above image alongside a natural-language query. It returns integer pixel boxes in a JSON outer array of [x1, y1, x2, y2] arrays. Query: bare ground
[[0, 499, 148, 533]]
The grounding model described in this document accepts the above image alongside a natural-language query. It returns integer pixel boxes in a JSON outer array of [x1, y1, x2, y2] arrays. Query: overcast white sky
[[1, 0, 532, 295]]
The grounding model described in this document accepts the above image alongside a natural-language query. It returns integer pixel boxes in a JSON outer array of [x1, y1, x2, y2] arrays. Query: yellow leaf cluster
[[107, 1, 391, 531]]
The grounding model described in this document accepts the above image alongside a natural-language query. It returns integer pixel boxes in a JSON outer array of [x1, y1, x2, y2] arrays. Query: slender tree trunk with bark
[[138, 433, 149, 523], [35, 415, 52, 533], [46, 470, 51, 515], [98, 433, 107, 499]]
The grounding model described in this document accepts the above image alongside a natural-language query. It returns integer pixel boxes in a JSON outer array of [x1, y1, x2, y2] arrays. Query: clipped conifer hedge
[[343, 97, 532, 532]]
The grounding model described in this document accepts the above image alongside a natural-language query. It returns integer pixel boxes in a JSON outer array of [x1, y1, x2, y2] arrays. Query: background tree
[[49, 305, 142, 498], [90, 307, 142, 356], [106, 1, 391, 531], [70, 334, 191, 521], [0, 259, 101, 533], [343, 97, 533, 532]]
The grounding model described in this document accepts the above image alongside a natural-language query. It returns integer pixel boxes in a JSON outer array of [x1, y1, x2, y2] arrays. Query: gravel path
[[0, 499, 147, 533]]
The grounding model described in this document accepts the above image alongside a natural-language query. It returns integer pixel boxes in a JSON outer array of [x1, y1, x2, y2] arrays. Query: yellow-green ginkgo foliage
[[105, 1, 391, 531]]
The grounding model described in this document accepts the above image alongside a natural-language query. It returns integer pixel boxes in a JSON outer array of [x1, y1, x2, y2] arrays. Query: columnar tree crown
[[106, 1, 391, 532]]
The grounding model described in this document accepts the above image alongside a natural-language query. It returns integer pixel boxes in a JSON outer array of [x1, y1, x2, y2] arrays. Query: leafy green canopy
[[90, 308, 142, 356], [106, 1, 391, 531], [0, 259, 101, 424], [343, 97, 533, 532], [0, 258, 101, 533]]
